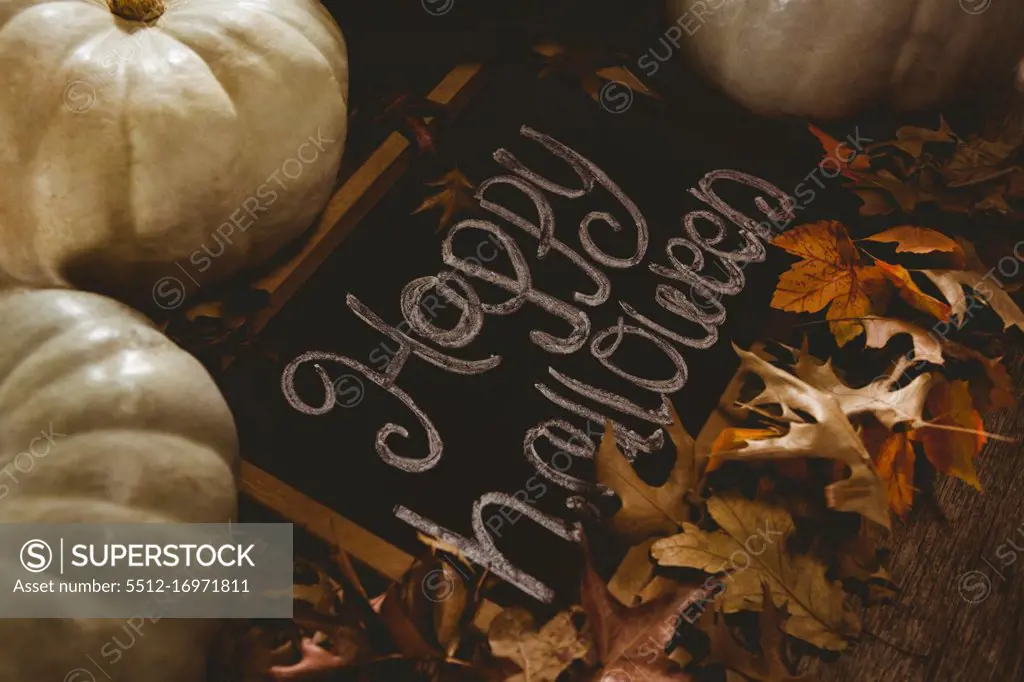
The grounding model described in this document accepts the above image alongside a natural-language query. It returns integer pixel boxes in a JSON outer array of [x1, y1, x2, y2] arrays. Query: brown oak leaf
[[597, 402, 696, 542]]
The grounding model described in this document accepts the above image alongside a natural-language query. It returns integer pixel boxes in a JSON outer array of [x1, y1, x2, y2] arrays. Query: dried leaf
[[433, 563, 470, 656], [918, 379, 987, 491], [850, 168, 925, 215], [863, 226, 962, 255], [537, 44, 630, 102], [825, 269, 890, 347], [707, 428, 782, 473], [580, 547, 699, 681], [413, 169, 480, 232], [789, 345, 935, 431], [771, 221, 864, 314], [771, 221, 889, 345], [608, 539, 658, 607], [807, 124, 870, 172], [841, 116, 1024, 217], [943, 346, 1016, 412], [700, 583, 810, 682], [874, 260, 952, 322], [921, 269, 1024, 332], [378, 557, 471, 659], [714, 345, 891, 528], [597, 402, 696, 542], [888, 116, 956, 157], [652, 496, 861, 651], [487, 608, 589, 682], [860, 318, 944, 365], [379, 582, 442, 659], [873, 431, 916, 519], [269, 638, 351, 681]]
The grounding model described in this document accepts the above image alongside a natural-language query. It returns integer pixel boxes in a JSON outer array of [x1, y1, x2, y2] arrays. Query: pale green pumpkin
[[0, 286, 239, 681], [664, 0, 1024, 118], [0, 0, 349, 303]]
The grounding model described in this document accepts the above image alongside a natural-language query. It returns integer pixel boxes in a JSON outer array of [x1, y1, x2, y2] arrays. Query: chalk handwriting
[[283, 125, 794, 603]]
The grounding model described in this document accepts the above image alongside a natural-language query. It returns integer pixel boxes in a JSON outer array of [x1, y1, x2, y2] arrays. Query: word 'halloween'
[[281, 126, 796, 602]]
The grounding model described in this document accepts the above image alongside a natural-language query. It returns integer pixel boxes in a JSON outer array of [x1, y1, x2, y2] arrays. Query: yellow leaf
[[825, 266, 890, 346], [772, 221, 860, 312]]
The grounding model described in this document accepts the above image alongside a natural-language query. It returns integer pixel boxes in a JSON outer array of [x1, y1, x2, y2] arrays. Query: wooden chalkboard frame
[[187, 51, 665, 632]]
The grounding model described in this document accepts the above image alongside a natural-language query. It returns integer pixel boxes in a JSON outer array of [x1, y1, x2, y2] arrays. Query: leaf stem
[[913, 419, 1016, 443]]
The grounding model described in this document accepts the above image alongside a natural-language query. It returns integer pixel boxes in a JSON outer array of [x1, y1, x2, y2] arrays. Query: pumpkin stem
[[108, 0, 165, 22]]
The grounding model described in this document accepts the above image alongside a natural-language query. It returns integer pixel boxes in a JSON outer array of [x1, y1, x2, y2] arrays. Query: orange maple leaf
[[917, 379, 987, 491], [771, 221, 889, 346]]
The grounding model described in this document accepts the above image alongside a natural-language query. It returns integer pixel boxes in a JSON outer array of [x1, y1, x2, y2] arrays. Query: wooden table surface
[[807, 351, 1024, 681]]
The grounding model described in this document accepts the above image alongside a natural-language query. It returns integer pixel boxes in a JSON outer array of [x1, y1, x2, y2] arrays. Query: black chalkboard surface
[[219, 60, 858, 604]]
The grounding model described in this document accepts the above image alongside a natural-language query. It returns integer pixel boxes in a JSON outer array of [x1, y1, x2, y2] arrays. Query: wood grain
[[807, 349, 1024, 682]]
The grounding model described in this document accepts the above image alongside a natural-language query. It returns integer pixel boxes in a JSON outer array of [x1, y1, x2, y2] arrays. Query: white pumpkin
[[0, 0, 348, 304], [663, 0, 1024, 118], [0, 286, 239, 681]]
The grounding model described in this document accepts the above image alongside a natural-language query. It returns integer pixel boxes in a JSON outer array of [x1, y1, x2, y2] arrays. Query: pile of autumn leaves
[[234, 119, 1022, 682]]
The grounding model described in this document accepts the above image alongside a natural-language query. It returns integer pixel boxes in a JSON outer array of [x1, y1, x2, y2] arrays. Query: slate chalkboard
[[219, 60, 863, 604]]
